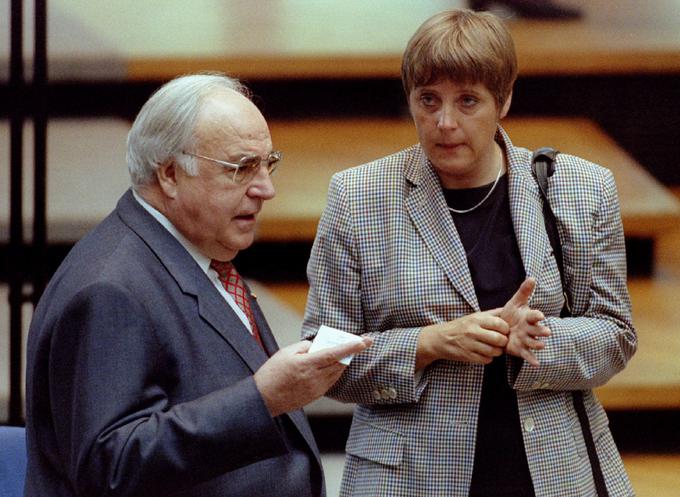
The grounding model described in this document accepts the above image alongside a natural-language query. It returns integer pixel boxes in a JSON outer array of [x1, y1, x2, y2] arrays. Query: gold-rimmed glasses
[[183, 150, 282, 184]]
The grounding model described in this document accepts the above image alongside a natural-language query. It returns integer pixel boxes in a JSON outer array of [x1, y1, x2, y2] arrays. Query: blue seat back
[[0, 426, 27, 497]]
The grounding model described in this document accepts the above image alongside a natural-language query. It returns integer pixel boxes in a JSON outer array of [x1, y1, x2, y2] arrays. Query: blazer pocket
[[345, 418, 405, 467]]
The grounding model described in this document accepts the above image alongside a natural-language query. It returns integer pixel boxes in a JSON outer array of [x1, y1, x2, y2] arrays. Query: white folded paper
[[308, 325, 363, 365]]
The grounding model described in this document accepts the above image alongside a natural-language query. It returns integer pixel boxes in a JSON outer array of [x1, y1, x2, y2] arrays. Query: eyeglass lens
[[233, 153, 281, 183]]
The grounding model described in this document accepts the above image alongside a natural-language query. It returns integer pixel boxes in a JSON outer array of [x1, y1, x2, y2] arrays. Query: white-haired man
[[24, 73, 371, 497]]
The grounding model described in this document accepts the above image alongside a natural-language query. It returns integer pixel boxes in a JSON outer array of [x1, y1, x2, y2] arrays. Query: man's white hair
[[126, 73, 250, 188]]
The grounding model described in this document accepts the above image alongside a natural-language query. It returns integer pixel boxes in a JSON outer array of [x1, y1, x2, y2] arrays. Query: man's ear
[[156, 159, 179, 199], [499, 90, 513, 120]]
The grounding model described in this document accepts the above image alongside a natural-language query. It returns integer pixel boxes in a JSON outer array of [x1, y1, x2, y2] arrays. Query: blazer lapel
[[116, 190, 269, 374], [404, 148, 479, 311], [503, 130, 549, 281]]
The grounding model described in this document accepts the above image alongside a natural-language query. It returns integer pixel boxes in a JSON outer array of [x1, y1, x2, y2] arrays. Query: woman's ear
[[499, 90, 513, 120]]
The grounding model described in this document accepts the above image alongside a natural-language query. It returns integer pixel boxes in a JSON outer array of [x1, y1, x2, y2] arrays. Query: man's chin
[[223, 234, 256, 254]]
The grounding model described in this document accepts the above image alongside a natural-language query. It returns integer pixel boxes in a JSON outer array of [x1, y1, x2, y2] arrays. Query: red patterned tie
[[210, 260, 264, 349]]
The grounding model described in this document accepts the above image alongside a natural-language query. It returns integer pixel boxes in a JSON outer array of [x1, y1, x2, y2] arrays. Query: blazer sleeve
[[302, 172, 428, 406], [510, 167, 637, 391], [48, 281, 287, 497]]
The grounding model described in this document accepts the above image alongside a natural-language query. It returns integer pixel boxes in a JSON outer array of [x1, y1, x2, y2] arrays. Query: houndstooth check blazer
[[302, 127, 637, 497]]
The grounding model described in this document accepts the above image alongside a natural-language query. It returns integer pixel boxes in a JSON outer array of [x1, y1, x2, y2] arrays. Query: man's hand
[[416, 310, 509, 370], [501, 277, 551, 366], [254, 337, 373, 417]]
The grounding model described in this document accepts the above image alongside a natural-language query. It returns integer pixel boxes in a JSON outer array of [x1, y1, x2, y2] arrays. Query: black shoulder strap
[[530, 147, 571, 317], [530, 147, 609, 497]]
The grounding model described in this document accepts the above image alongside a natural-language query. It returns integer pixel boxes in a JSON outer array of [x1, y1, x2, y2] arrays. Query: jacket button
[[386, 387, 397, 399], [372, 390, 382, 401], [523, 418, 536, 433]]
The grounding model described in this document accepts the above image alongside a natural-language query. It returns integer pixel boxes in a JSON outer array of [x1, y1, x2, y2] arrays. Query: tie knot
[[210, 259, 235, 282]]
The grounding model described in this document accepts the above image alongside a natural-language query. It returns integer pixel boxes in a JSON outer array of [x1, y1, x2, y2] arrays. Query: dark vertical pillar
[[8, 0, 26, 426], [33, 0, 48, 300]]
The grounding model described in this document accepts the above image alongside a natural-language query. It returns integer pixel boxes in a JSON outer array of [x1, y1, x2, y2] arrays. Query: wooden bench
[[3, 117, 676, 246], [260, 116, 680, 242], [3, 116, 676, 246], [2, 0, 679, 82], [622, 454, 680, 497]]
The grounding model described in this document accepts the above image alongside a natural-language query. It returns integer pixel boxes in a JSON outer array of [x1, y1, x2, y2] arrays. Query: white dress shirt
[[132, 190, 253, 333]]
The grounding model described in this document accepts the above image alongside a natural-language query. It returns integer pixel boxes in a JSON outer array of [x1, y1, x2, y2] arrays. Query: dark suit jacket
[[25, 190, 324, 497]]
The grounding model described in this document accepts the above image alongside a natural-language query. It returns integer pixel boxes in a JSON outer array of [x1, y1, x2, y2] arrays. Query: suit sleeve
[[49, 282, 287, 497], [302, 173, 428, 406], [510, 168, 637, 391]]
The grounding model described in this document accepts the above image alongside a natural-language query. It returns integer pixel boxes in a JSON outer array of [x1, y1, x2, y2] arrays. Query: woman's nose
[[437, 105, 459, 130]]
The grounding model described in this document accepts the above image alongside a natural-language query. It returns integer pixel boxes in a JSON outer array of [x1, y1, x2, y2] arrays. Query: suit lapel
[[248, 293, 279, 356], [195, 285, 270, 372], [117, 191, 319, 456], [116, 190, 269, 374], [404, 149, 479, 311], [246, 288, 320, 457]]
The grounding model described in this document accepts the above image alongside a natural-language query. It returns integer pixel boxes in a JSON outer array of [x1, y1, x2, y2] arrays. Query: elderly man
[[24, 73, 371, 497]]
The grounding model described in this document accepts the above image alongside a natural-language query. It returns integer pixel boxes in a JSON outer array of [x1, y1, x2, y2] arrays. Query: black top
[[444, 174, 536, 497]]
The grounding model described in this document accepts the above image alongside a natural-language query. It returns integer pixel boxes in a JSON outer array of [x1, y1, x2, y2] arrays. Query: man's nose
[[248, 164, 276, 200]]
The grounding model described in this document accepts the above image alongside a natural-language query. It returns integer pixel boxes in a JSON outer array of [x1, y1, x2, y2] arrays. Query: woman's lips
[[438, 142, 463, 150]]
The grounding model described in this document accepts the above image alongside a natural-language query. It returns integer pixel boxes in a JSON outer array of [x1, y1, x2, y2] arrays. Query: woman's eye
[[461, 96, 478, 107], [420, 94, 437, 106]]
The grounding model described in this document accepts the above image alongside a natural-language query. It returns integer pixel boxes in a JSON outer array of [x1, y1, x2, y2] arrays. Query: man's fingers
[[318, 363, 348, 383], [292, 340, 313, 354], [307, 336, 374, 367]]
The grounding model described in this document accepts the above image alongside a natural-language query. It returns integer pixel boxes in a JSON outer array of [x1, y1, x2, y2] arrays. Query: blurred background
[[1, 0, 679, 495]]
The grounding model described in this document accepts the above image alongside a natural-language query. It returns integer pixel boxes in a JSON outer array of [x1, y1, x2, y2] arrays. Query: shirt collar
[[132, 190, 211, 274]]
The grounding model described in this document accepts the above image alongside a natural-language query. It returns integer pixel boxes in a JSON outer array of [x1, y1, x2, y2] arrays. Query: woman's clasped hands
[[416, 277, 550, 369]]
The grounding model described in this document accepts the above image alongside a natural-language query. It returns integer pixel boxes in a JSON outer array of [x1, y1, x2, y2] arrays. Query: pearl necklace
[[447, 163, 504, 214]]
